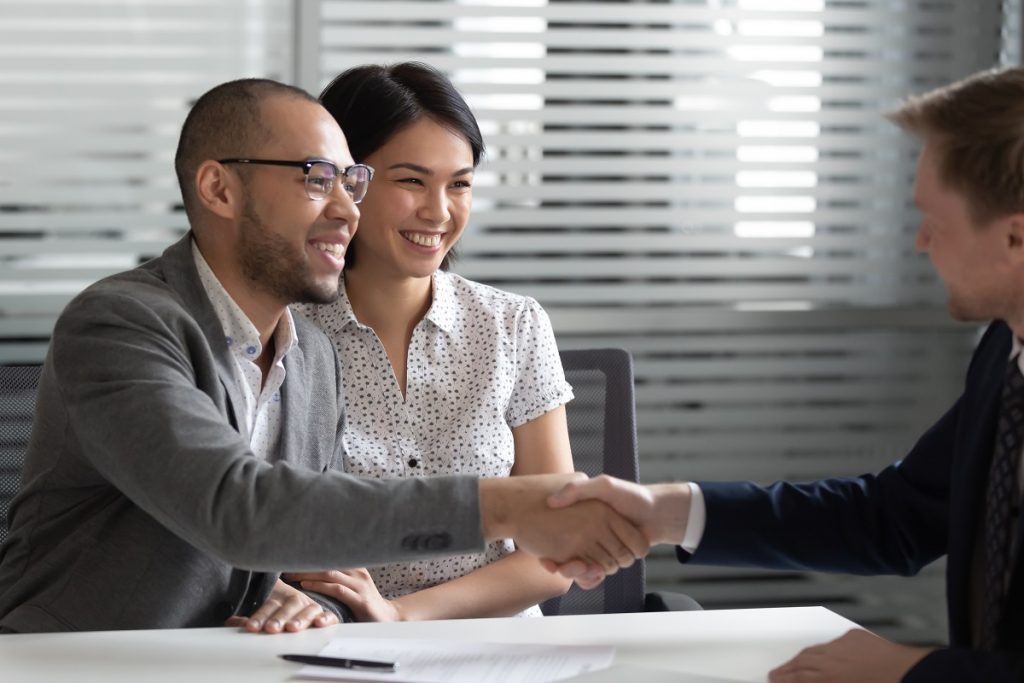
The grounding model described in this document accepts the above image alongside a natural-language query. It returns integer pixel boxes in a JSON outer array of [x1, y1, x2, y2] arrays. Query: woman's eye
[[397, 177, 423, 185], [452, 180, 472, 189]]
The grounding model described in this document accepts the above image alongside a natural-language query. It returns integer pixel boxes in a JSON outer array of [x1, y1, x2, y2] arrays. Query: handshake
[[479, 474, 692, 590]]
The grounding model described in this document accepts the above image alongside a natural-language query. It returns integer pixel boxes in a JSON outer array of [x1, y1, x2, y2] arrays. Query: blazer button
[[408, 457, 418, 468], [400, 532, 453, 551], [424, 532, 452, 551]]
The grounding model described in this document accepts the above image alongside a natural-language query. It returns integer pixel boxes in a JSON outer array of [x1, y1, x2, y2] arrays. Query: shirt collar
[[335, 271, 458, 336], [191, 240, 298, 364], [423, 271, 457, 335]]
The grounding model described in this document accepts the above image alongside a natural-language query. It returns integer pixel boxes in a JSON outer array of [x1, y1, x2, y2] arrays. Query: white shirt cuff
[[680, 482, 706, 554]]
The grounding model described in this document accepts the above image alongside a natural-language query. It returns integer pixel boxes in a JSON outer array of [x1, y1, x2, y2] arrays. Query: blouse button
[[408, 458, 419, 468]]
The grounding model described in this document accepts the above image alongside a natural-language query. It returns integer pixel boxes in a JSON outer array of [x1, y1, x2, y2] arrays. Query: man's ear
[[194, 160, 239, 219]]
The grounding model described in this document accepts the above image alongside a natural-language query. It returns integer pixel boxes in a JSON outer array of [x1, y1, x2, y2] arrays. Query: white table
[[0, 607, 860, 683]]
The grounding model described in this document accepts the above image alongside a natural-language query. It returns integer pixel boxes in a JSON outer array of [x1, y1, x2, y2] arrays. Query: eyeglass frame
[[217, 158, 375, 203]]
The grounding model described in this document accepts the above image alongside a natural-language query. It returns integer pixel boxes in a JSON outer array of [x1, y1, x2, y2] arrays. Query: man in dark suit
[[0, 78, 645, 634], [547, 67, 1024, 682]]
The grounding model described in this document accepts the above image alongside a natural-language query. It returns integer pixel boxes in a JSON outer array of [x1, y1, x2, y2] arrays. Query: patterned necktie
[[981, 356, 1024, 650]]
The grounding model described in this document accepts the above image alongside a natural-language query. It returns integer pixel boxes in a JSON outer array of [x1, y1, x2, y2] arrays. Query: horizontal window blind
[[312, 0, 1014, 644], [0, 0, 294, 362]]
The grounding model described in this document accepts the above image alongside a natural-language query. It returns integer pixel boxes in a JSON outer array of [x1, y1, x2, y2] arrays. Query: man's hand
[[225, 579, 338, 634], [479, 473, 649, 581], [285, 569, 402, 623], [768, 629, 933, 683], [541, 475, 691, 587]]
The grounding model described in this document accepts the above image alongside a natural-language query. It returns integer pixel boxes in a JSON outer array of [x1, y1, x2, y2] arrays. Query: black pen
[[280, 653, 399, 673]]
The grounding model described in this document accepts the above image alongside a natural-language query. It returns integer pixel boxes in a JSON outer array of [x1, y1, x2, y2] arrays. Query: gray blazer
[[0, 234, 482, 632]]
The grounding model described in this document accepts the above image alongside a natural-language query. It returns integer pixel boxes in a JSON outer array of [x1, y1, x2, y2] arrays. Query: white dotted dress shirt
[[297, 270, 573, 617]]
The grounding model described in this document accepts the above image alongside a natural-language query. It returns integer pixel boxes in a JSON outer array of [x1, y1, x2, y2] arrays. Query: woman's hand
[[225, 579, 338, 634], [285, 569, 404, 622]]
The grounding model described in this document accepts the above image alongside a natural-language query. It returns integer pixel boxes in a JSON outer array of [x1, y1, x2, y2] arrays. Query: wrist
[[479, 478, 515, 542], [389, 597, 410, 622], [648, 483, 691, 545]]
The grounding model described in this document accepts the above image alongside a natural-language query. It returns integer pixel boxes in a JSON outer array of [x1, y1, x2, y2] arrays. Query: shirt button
[[408, 458, 419, 468]]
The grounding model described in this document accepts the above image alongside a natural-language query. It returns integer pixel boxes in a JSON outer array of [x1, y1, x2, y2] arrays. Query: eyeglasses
[[217, 158, 374, 203]]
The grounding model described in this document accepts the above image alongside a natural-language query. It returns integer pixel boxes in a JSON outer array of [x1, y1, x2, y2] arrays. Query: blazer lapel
[[157, 233, 245, 432], [276, 339, 310, 467], [947, 322, 1011, 646]]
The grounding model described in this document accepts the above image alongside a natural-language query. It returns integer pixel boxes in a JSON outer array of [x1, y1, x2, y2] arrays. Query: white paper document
[[294, 637, 614, 683], [563, 664, 745, 682]]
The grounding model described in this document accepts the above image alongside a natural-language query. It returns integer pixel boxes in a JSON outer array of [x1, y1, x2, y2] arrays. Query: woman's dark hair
[[320, 62, 484, 271]]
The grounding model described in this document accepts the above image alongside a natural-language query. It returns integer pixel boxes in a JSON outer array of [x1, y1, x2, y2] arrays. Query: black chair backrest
[[540, 348, 645, 615], [0, 365, 42, 547]]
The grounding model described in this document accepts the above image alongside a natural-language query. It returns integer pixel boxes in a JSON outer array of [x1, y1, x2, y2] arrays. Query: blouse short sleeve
[[505, 297, 574, 427]]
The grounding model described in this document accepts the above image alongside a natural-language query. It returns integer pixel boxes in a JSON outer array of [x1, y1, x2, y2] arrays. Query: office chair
[[0, 365, 42, 547], [541, 348, 700, 615]]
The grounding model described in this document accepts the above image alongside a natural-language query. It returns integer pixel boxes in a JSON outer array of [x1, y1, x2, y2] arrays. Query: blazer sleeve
[[688, 396, 956, 575], [50, 283, 485, 572], [904, 647, 1022, 682]]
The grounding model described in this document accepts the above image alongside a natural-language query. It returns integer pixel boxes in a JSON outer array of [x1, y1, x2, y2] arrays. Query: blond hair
[[887, 67, 1024, 225]]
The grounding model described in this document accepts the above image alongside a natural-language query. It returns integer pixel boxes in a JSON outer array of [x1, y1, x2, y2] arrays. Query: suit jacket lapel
[[947, 322, 1010, 646], [276, 339, 310, 467]]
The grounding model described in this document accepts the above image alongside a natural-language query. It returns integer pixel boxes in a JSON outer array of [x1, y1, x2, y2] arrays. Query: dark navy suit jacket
[[685, 320, 1022, 682]]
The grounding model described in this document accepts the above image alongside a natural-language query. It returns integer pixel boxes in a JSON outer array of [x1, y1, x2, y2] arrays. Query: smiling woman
[[280, 62, 576, 624]]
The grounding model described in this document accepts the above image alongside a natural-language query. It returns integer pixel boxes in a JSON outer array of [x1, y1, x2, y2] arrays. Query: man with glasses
[[0, 78, 645, 633]]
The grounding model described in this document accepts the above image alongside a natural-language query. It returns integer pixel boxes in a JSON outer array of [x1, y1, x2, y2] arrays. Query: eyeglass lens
[[305, 162, 371, 203]]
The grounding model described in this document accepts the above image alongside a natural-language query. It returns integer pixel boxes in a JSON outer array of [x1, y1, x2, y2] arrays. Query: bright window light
[[768, 96, 821, 112], [737, 146, 819, 162], [735, 196, 816, 212], [728, 45, 823, 62], [464, 93, 543, 111], [736, 171, 818, 188], [713, 19, 734, 35], [738, 0, 824, 10], [672, 96, 726, 111], [738, 121, 820, 137], [750, 70, 822, 87], [453, 68, 545, 84], [737, 20, 824, 37], [734, 221, 816, 238], [456, 0, 548, 5], [455, 17, 546, 32], [453, 43, 545, 59]]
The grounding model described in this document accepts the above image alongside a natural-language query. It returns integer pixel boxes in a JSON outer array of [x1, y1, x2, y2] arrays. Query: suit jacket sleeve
[[689, 397, 955, 575], [49, 280, 484, 572]]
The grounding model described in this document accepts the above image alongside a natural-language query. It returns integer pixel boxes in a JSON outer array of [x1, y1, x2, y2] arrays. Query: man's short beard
[[238, 196, 341, 305]]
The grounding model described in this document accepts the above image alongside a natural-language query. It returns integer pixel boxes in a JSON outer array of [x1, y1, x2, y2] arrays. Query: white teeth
[[402, 232, 442, 247], [313, 241, 345, 257]]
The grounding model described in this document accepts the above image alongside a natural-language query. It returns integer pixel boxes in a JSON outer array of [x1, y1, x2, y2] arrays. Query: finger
[[573, 565, 608, 590], [224, 616, 248, 628], [312, 609, 339, 628], [547, 475, 612, 508], [260, 593, 316, 634], [609, 512, 650, 562], [282, 603, 332, 632], [547, 558, 592, 578], [578, 545, 620, 576], [768, 652, 825, 680], [284, 570, 346, 583], [300, 579, 359, 605], [244, 597, 283, 633], [600, 516, 643, 569]]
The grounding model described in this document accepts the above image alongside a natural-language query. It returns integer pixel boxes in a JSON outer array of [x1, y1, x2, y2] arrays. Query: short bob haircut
[[320, 62, 485, 270]]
